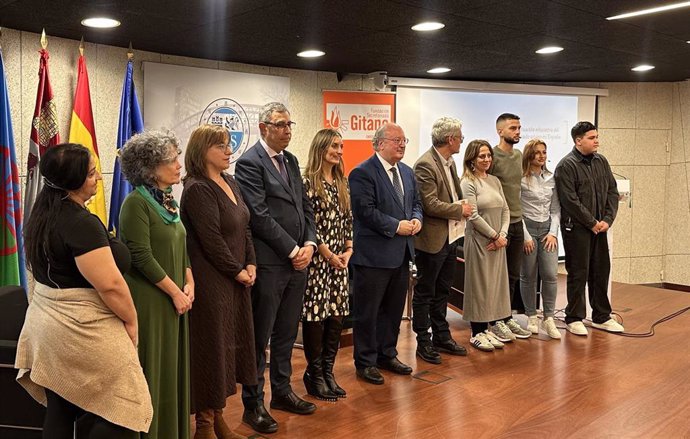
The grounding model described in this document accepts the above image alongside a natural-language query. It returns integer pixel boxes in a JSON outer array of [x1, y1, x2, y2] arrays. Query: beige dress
[[460, 175, 511, 322]]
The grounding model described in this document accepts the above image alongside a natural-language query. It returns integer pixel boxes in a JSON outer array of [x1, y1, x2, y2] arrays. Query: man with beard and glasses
[[487, 113, 532, 342]]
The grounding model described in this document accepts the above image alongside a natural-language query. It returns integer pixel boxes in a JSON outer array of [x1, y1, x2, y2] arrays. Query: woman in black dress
[[301, 128, 353, 401], [181, 124, 257, 439]]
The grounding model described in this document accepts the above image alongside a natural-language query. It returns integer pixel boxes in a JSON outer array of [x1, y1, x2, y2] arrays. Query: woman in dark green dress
[[119, 130, 193, 439]]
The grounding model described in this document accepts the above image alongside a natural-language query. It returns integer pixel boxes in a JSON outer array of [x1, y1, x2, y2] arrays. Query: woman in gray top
[[460, 140, 511, 352], [519, 139, 562, 340]]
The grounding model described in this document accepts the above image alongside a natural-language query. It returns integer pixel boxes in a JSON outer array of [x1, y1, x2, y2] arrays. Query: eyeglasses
[[213, 143, 232, 152], [264, 121, 296, 130], [452, 134, 465, 142], [381, 137, 409, 145]]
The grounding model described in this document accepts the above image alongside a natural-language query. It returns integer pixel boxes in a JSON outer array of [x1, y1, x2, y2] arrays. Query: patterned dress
[[302, 177, 353, 321]]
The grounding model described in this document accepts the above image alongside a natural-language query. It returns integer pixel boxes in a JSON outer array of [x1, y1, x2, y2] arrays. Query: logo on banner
[[328, 106, 348, 132], [200, 99, 251, 163], [325, 103, 390, 140]]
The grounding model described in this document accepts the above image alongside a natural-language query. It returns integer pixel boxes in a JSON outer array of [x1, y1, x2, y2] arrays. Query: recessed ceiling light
[[297, 50, 325, 58], [607, 1, 690, 20], [535, 46, 564, 54], [427, 67, 451, 74], [81, 17, 121, 28], [412, 22, 445, 32], [631, 65, 655, 72]]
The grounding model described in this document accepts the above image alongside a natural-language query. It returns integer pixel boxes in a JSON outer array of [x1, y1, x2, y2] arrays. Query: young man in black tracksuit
[[554, 121, 623, 336]]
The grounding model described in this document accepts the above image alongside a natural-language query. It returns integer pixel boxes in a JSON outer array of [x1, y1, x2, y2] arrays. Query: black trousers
[[412, 242, 457, 346], [506, 221, 524, 311], [561, 224, 612, 324], [242, 263, 307, 408], [43, 390, 136, 439], [352, 259, 409, 369]]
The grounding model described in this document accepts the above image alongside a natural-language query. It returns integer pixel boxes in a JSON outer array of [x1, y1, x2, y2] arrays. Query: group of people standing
[[13, 101, 623, 439]]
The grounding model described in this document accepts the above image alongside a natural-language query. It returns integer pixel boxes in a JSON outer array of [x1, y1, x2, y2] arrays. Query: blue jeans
[[519, 218, 558, 318]]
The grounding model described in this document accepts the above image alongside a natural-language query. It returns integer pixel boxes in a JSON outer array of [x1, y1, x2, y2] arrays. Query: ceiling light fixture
[[81, 17, 121, 28], [535, 46, 564, 54], [412, 22, 445, 31], [631, 64, 655, 72], [427, 67, 451, 74], [297, 50, 325, 58], [607, 1, 690, 20]]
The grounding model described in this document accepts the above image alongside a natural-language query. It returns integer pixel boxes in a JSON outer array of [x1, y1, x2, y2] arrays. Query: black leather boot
[[302, 321, 337, 401], [322, 317, 347, 398]]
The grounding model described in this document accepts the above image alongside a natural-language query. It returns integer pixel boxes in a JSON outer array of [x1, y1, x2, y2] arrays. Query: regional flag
[[108, 58, 143, 236], [69, 53, 106, 224], [0, 48, 27, 289], [24, 49, 59, 226]]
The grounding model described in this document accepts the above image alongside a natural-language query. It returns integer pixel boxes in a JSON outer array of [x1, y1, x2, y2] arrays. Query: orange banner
[[323, 91, 395, 175]]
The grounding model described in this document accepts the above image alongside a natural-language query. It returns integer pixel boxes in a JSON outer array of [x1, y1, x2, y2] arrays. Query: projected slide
[[397, 88, 580, 171], [396, 86, 593, 259]]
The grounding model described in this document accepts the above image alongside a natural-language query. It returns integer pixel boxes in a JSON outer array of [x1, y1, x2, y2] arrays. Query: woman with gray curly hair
[[119, 130, 193, 439]]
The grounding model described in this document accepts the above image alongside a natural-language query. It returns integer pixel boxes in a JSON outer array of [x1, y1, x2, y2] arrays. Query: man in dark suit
[[413, 117, 472, 364], [349, 122, 423, 385], [235, 102, 317, 434]]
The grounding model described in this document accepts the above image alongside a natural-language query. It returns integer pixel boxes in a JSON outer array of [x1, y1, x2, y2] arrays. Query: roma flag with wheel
[[0, 47, 27, 288]]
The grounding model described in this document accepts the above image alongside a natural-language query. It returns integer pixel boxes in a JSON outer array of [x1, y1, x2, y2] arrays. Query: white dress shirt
[[376, 152, 404, 196], [433, 147, 458, 202], [520, 169, 561, 241]]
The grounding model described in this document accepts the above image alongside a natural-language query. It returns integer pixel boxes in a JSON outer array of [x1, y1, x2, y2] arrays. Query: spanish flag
[[69, 52, 106, 224]]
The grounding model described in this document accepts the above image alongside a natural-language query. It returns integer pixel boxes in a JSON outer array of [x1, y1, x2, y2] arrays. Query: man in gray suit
[[235, 102, 317, 434]]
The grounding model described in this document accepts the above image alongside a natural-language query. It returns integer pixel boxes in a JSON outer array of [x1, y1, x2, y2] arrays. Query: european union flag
[[108, 58, 144, 236]]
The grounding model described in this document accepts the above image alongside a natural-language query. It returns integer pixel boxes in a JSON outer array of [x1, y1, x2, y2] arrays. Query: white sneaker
[[527, 316, 540, 334], [542, 317, 562, 339], [490, 321, 516, 342], [566, 321, 588, 336], [592, 318, 624, 333], [483, 330, 505, 349], [506, 318, 532, 339], [470, 333, 494, 352]]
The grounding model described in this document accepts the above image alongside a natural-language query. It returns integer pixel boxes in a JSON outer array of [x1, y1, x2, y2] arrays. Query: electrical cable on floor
[[550, 306, 690, 338]]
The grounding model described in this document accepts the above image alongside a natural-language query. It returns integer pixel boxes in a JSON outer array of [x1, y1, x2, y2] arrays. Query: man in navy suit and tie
[[235, 102, 317, 434], [349, 122, 423, 385]]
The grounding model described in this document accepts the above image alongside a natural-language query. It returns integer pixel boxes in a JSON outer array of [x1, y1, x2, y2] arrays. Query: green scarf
[[135, 185, 180, 224]]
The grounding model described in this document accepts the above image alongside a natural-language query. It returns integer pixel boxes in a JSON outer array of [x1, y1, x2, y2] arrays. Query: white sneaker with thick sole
[[592, 318, 624, 333], [566, 321, 588, 336], [483, 330, 505, 349], [542, 317, 562, 339], [527, 316, 540, 334], [470, 333, 494, 352]]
